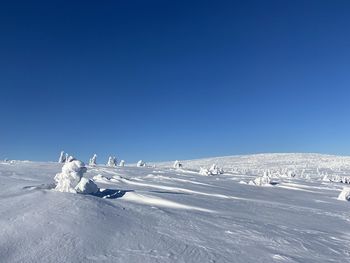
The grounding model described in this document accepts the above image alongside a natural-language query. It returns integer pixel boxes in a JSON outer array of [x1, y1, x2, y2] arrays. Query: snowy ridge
[[1, 153, 350, 262]]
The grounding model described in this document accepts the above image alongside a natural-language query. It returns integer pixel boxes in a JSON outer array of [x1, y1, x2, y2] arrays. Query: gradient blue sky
[[1, 0, 350, 162]]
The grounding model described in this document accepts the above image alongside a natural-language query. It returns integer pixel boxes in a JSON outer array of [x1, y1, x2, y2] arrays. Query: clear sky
[[1, 0, 350, 162]]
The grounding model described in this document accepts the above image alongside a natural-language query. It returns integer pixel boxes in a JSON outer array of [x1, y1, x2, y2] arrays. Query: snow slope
[[1, 154, 350, 262]]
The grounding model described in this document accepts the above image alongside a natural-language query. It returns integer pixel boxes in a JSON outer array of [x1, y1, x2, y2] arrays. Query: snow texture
[[1, 153, 350, 263], [75, 177, 99, 194]]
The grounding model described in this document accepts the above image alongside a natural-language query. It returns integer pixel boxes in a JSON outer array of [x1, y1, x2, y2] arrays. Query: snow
[[54, 160, 87, 193], [75, 177, 99, 194], [338, 187, 350, 201], [1, 153, 350, 262], [89, 154, 97, 166], [249, 174, 275, 186], [107, 156, 117, 167], [137, 160, 146, 167]]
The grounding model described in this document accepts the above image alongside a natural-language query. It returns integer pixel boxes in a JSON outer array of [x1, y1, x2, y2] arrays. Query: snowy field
[[1, 153, 350, 262]]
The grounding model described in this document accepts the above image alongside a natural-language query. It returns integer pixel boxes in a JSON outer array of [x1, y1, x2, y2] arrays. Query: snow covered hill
[[1, 153, 350, 262]]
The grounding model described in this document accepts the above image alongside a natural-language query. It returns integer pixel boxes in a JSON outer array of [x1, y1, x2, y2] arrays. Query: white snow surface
[[1, 153, 350, 262]]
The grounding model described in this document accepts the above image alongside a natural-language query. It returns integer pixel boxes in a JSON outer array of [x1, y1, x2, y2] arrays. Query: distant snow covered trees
[[89, 154, 97, 166], [199, 164, 224, 175], [249, 174, 273, 186], [119, 160, 125, 167], [107, 156, 117, 167], [54, 158, 98, 194]]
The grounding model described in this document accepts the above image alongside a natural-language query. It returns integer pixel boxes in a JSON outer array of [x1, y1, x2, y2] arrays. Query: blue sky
[[1, 0, 350, 162]]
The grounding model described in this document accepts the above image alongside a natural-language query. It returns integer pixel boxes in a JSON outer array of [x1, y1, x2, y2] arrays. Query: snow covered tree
[[199, 164, 224, 175], [58, 151, 66, 163], [209, 164, 224, 175], [338, 187, 350, 201], [54, 159, 98, 194], [54, 160, 86, 193], [137, 160, 146, 167], [173, 160, 183, 169], [119, 160, 125, 167], [107, 156, 117, 167], [89, 154, 97, 166], [65, 153, 69, 163], [199, 167, 210, 175]]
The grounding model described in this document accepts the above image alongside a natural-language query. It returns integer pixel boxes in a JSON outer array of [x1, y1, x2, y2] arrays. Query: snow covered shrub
[[249, 174, 273, 186], [173, 160, 183, 169], [107, 156, 117, 167], [119, 160, 125, 167], [337, 187, 350, 201], [54, 158, 99, 194], [199, 167, 210, 175], [209, 164, 224, 175], [198, 164, 224, 175], [137, 160, 146, 167], [54, 159, 88, 193], [89, 154, 97, 166], [58, 151, 66, 163]]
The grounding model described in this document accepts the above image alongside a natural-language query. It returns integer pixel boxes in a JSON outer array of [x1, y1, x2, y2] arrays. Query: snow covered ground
[[1, 153, 350, 262]]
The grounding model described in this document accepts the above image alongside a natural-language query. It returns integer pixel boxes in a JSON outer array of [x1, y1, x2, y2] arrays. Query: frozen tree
[[119, 160, 125, 167], [58, 151, 66, 163], [199, 164, 223, 176], [54, 160, 87, 193], [107, 156, 117, 167], [54, 159, 98, 194], [249, 174, 274, 186], [209, 164, 224, 175], [173, 160, 183, 169], [199, 167, 210, 175], [89, 154, 97, 166], [338, 187, 350, 201], [137, 160, 146, 167], [65, 153, 69, 163]]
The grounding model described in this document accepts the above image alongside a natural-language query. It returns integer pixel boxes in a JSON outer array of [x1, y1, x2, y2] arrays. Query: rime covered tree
[[137, 160, 146, 167], [107, 156, 117, 167], [89, 154, 97, 166], [58, 151, 66, 163]]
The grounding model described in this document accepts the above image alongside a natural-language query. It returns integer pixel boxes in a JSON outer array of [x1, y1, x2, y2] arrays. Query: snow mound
[[337, 187, 350, 201], [75, 177, 99, 194]]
